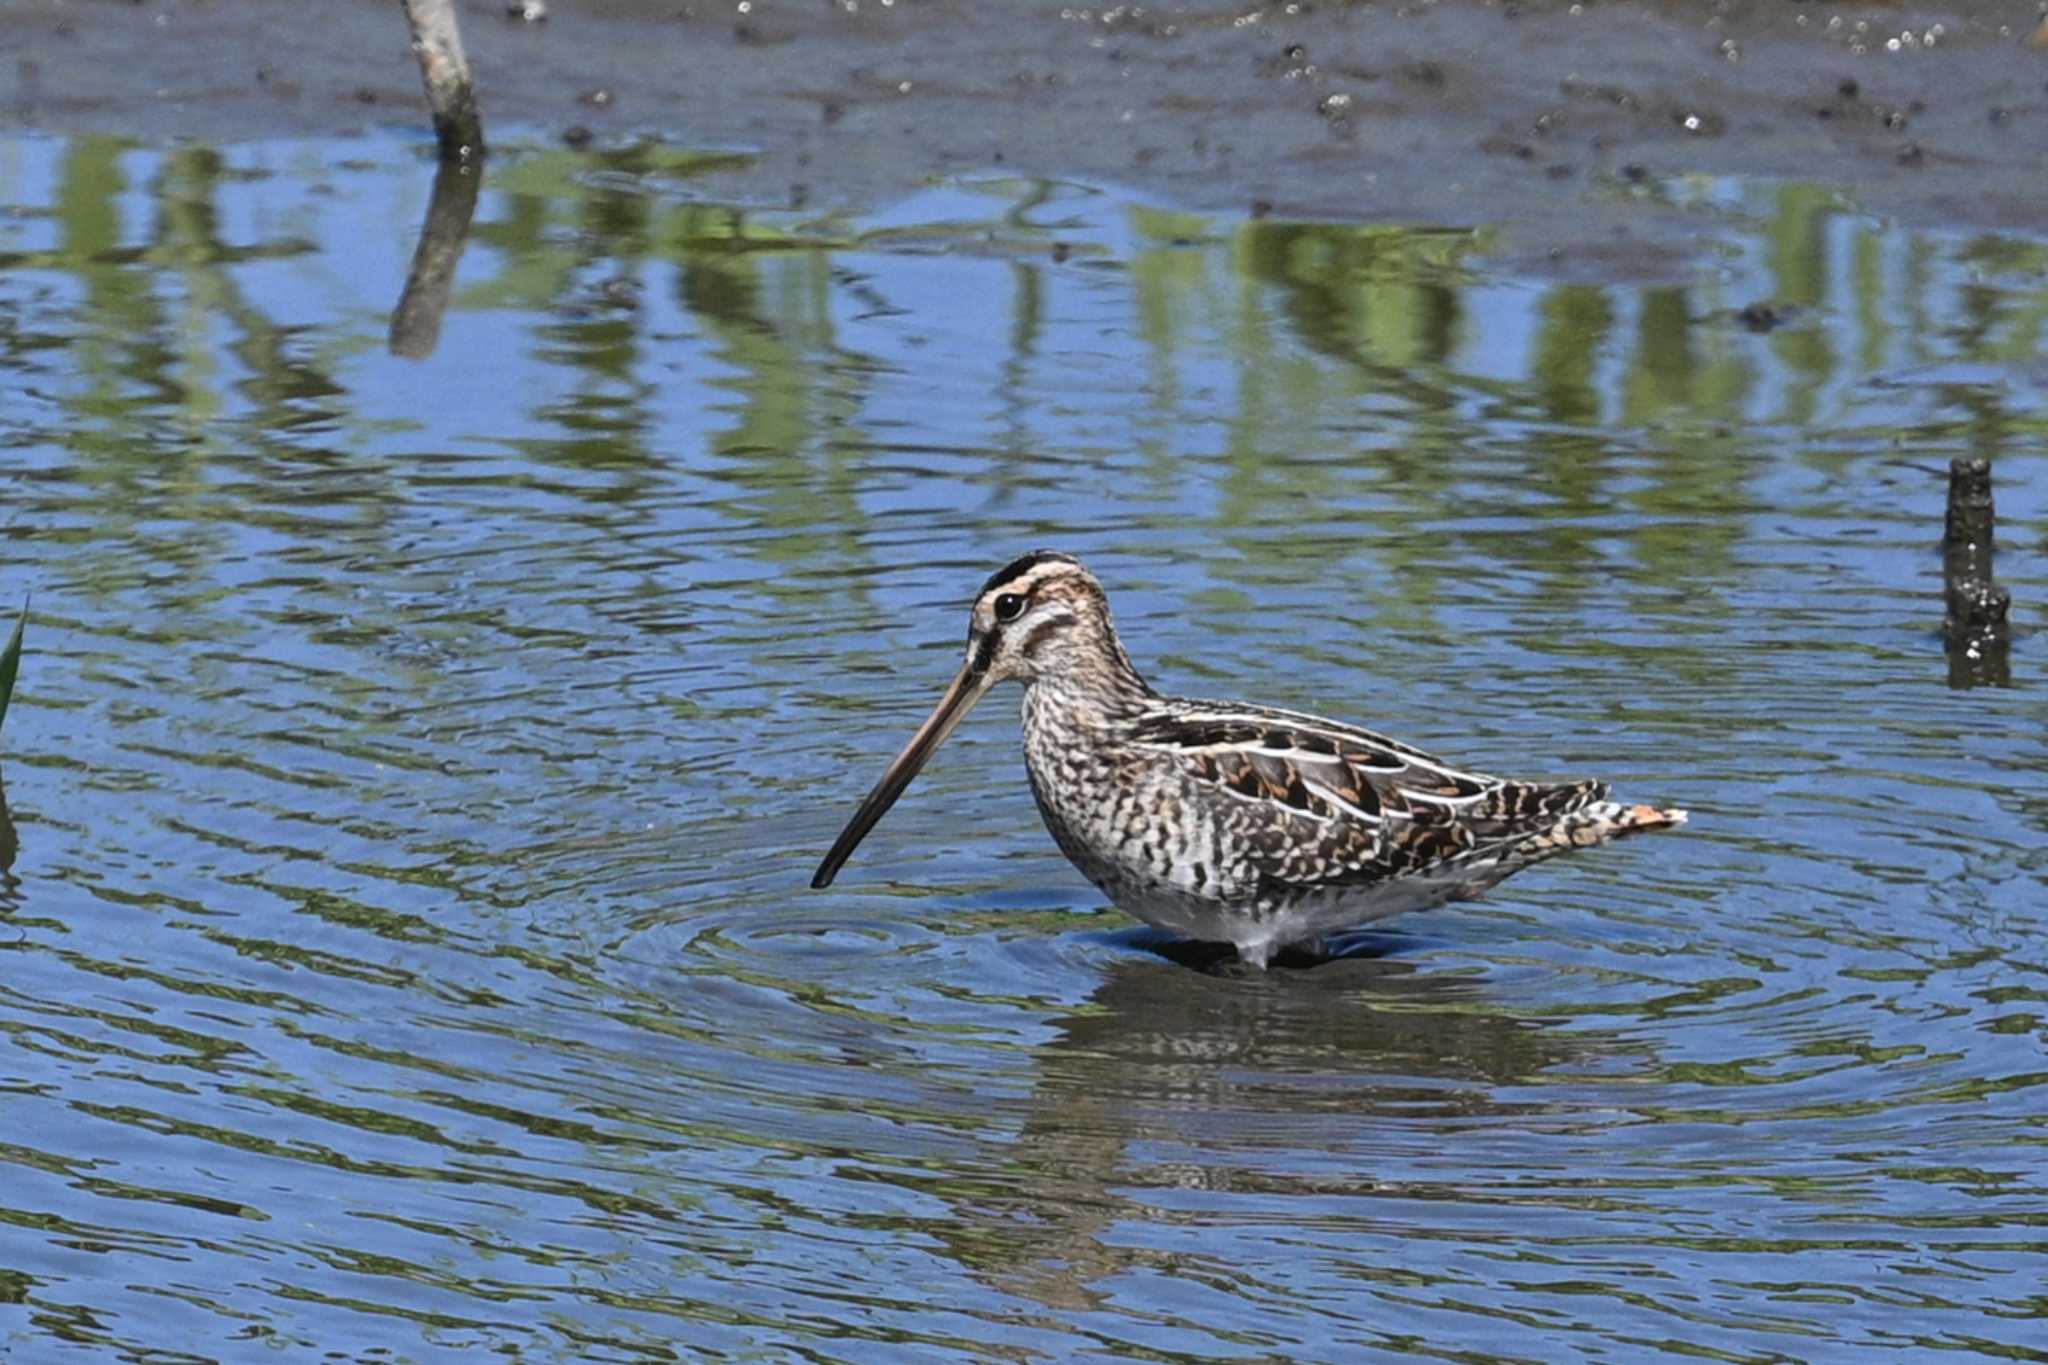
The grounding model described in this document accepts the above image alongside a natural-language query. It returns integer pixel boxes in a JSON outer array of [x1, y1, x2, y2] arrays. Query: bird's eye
[[993, 593, 1026, 622]]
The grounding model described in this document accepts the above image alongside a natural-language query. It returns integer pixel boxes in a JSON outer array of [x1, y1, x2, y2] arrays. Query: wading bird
[[813, 552, 1685, 968]]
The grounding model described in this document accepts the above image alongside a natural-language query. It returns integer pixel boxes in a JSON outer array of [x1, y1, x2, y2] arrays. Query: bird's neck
[[1024, 637, 1155, 727]]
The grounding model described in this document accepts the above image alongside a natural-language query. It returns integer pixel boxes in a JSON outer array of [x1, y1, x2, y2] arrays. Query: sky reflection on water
[[0, 130, 2044, 1360]]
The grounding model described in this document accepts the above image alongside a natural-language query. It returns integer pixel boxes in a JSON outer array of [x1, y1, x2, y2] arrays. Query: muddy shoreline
[[6, 0, 2045, 264]]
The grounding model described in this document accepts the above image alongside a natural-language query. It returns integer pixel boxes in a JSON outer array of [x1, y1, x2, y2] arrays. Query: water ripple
[[1, 128, 2044, 1360]]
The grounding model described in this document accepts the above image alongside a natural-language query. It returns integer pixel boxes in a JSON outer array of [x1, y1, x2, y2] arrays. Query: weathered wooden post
[[1942, 458, 2011, 690], [399, 0, 485, 162], [392, 0, 485, 356]]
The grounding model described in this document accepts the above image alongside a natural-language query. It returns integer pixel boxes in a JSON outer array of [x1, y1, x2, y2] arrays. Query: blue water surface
[[0, 129, 2044, 1361]]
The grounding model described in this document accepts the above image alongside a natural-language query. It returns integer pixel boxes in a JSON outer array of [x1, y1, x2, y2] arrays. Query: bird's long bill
[[811, 661, 993, 889]]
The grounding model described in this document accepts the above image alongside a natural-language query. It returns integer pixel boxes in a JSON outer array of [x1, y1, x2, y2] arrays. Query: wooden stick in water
[[400, 0, 485, 162], [1942, 457, 2010, 689]]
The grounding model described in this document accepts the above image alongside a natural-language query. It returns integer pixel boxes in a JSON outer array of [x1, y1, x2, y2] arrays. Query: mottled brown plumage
[[813, 551, 1687, 967]]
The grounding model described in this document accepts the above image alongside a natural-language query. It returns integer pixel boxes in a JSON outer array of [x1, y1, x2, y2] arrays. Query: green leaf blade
[[0, 600, 24, 735]]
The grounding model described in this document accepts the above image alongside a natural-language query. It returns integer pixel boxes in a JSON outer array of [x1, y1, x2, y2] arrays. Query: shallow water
[[1, 130, 2044, 1361]]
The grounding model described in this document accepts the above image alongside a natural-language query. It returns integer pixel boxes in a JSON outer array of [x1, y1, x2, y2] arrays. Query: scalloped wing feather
[[1127, 700, 1617, 890]]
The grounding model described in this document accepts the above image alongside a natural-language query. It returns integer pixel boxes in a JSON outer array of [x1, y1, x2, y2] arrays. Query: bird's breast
[[1019, 696, 1240, 904]]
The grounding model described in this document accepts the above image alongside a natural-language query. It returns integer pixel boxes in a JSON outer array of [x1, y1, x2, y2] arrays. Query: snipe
[[813, 551, 1686, 968]]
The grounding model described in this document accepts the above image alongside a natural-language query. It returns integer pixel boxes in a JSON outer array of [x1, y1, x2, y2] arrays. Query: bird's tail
[[1445, 800, 1688, 901], [1551, 800, 1689, 847]]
